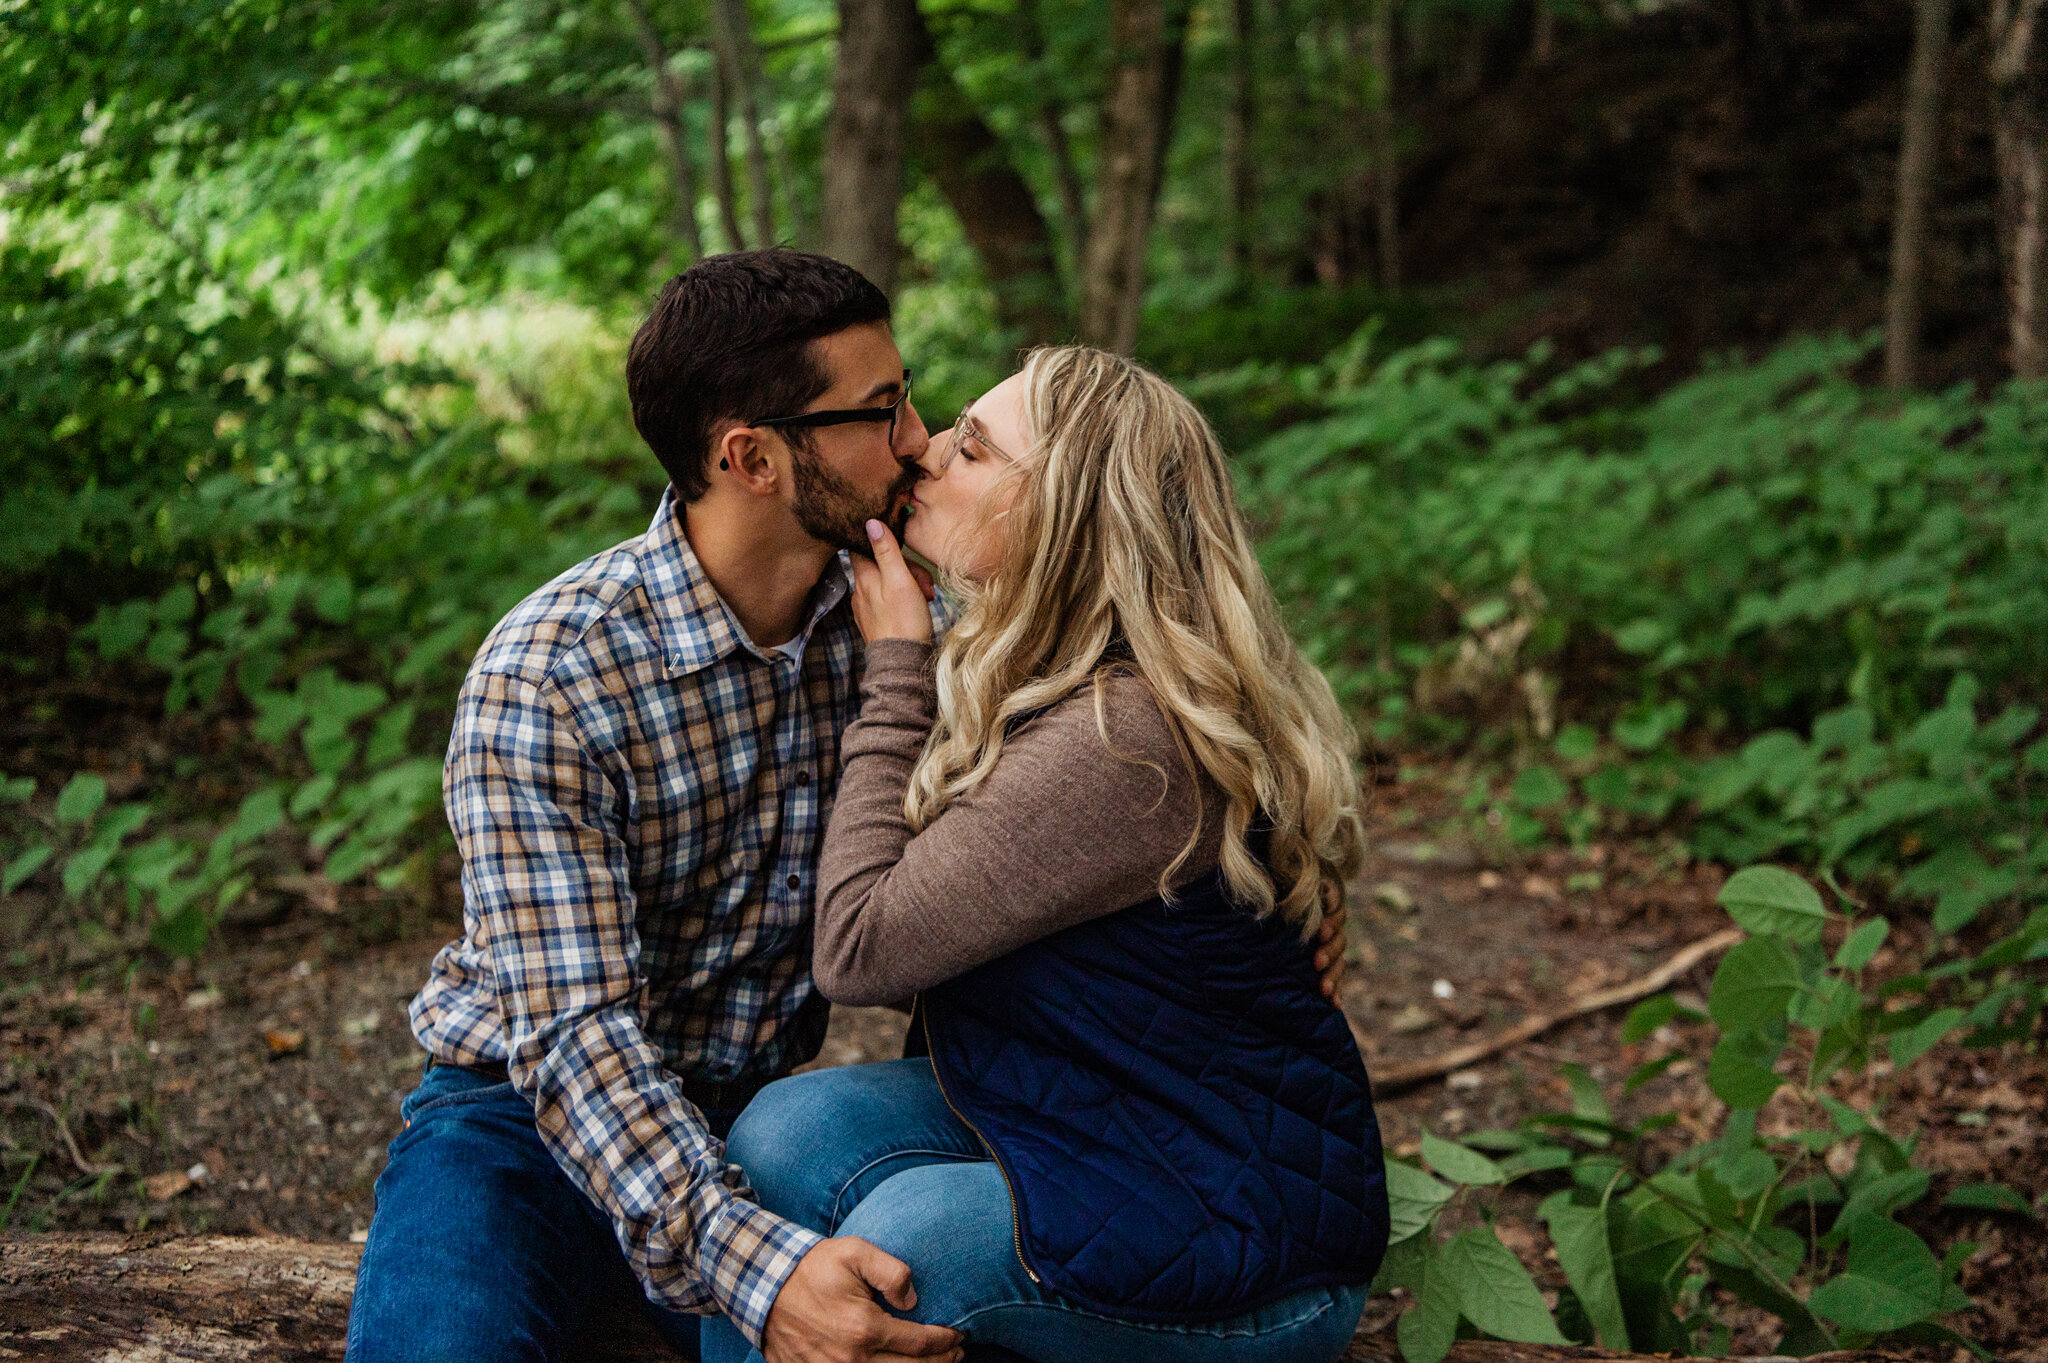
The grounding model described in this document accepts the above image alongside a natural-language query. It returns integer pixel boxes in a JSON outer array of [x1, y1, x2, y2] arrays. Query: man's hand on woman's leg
[[762, 1237, 964, 1363]]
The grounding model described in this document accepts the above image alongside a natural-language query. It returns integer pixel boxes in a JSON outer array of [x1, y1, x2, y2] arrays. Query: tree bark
[[1078, 0, 1190, 352], [1885, 0, 1953, 389], [1369, 0, 1401, 292], [1992, 0, 2048, 378], [709, 55, 748, 252], [913, 68, 1067, 346], [907, 10, 1066, 346], [1224, 0, 1258, 279], [623, 0, 705, 261], [1020, 0, 1089, 271], [820, 0, 923, 293], [709, 0, 780, 249]]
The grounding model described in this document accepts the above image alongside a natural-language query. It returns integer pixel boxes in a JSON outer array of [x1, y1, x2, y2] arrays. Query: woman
[[705, 347, 1389, 1363]]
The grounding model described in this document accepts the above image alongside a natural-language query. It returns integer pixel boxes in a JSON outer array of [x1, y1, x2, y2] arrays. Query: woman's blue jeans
[[344, 1063, 729, 1362], [700, 1059, 1368, 1363]]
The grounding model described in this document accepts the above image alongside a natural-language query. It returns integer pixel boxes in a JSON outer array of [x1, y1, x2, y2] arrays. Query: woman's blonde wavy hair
[[905, 345, 1365, 932]]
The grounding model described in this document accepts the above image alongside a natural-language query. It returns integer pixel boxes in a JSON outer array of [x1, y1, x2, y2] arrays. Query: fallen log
[[2, 1233, 1906, 1362]]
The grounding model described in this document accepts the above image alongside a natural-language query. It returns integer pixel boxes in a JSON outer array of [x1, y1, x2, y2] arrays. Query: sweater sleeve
[[814, 640, 1226, 1006]]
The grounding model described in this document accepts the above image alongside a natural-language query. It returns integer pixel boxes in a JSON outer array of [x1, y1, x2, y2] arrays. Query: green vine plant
[[1376, 865, 2046, 1360]]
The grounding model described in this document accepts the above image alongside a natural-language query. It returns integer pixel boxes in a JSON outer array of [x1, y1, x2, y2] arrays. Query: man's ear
[[717, 425, 781, 496]]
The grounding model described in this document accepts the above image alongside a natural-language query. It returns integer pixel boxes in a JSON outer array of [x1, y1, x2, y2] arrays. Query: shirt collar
[[642, 486, 853, 677]]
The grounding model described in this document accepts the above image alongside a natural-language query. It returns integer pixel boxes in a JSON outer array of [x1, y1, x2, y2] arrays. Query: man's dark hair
[[627, 249, 892, 501]]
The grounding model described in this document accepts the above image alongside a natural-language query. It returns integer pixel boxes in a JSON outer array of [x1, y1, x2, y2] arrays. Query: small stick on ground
[[14, 1097, 124, 1177], [1368, 926, 1744, 1093]]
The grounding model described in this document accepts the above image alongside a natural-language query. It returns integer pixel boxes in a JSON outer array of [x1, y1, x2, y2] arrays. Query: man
[[346, 249, 1347, 1363], [346, 249, 963, 1363]]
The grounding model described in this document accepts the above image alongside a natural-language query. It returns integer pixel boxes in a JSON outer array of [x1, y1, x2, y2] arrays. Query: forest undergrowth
[[3, 241, 2045, 1356]]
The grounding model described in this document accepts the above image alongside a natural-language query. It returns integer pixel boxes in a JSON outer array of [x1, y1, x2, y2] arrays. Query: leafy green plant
[[1377, 865, 2043, 1359]]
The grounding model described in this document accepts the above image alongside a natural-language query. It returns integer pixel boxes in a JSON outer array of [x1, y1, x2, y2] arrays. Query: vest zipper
[[917, 994, 1040, 1285]]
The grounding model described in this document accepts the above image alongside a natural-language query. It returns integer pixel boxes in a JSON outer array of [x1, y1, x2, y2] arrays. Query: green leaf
[[1553, 724, 1599, 762], [1889, 1007, 1965, 1068], [1835, 918, 1889, 970], [1398, 1249, 1462, 1363], [1373, 1227, 1431, 1294], [1422, 1131, 1508, 1186], [3, 845, 54, 895], [290, 774, 337, 820], [226, 787, 285, 848], [1708, 936, 1803, 1031], [1539, 1194, 1630, 1350], [61, 844, 117, 899], [1717, 865, 1828, 943], [1440, 1228, 1568, 1344], [54, 772, 108, 826], [1558, 1062, 1611, 1124], [1708, 1029, 1785, 1107], [1621, 993, 1677, 1042], [1828, 1169, 1931, 1248], [150, 903, 210, 958], [1510, 764, 1569, 810], [1808, 1219, 1945, 1332], [1386, 1160, 1455, 1244], [1624, 1053, 1683, 1094], [1715, 1145, 1778, 1200], [1943, 1182, 2036, 1217]]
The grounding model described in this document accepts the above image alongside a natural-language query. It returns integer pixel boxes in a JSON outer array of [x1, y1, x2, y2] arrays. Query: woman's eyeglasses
[[927, 397, 1015, 476], [751, 370, 914, 447]]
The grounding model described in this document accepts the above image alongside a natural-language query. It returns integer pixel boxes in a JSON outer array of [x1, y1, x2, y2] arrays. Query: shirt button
[[793, 770, 811, 786], [786, 874, 801, 890]]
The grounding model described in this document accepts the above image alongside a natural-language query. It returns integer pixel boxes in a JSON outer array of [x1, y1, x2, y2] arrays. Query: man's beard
[[791, 443, 919, 555]]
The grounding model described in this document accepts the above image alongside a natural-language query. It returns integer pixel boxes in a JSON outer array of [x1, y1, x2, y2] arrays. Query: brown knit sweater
[[813, 638, 1230, 1007]]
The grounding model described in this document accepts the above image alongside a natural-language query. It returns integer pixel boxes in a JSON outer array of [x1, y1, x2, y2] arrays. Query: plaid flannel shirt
[[410, 487, 860, 1345]]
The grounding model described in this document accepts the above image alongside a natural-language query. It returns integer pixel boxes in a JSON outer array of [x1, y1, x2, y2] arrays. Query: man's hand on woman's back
[[762, 1237, 964, 1363]]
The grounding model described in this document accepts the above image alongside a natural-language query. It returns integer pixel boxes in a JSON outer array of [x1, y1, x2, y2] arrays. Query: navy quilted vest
[[915, 872, 1390, 1322]]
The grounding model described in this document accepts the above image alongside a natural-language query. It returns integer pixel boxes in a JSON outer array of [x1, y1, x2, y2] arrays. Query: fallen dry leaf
[[263, 1028, 306, 1057], [1389, 1004, 1437, 1035], [1372, 881, 1417, 913], [142, 1169, 192, 1201]]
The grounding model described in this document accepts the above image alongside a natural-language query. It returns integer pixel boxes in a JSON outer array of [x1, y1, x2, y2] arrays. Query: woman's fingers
[[852, 519, 935, 642]]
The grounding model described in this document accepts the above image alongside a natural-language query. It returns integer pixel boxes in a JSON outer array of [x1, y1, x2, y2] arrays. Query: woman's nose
[[919, 425, 957, 477]]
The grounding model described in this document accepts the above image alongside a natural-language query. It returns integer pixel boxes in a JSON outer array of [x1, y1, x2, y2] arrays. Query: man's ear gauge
[[719, 458, 729, 471]]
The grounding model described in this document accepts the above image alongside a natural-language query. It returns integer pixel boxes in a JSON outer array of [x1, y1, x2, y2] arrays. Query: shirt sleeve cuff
[[699, 1197, 828, 1348]]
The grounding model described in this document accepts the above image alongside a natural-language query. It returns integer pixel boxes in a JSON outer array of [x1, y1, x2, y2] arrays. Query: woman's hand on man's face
[[851, 519, 937, 643]]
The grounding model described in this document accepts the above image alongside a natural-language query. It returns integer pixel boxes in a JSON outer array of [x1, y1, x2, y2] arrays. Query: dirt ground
[[3, 766, 2043, 1358]]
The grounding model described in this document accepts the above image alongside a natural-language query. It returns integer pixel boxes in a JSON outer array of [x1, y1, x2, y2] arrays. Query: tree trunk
[[1224, 0, 1258, 278], [1020, 0, 1089, 271], [710, 0, 780, 250], [820, 0, 923, 292], [907, 10, 1066, 346], [1885, 0, 1953, 389], [709, 56, 748, 252], [1369, 0, 1401, 291], [912, 71, 1067, 346], [1992, 0, 2048, 378], [622, 0, 705, 261], [1079, 0, 1189, 352]]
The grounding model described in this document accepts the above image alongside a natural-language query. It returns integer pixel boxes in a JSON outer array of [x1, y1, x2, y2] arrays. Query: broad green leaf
[[1510, 764, 1569, 810], [1828, 1168, 1931, 1246], [1373, 1226, 1431, 1294], [1538, 1193, 1630, 1350], [1717, 865, 1827, 943], [1385, 1160, 1455, 1244], [1558, 1062, 1611, 1124], [1708, 936, 1802, 1031], [1623, 1053, 1682, 1094], [1421, 1132, 1507, 1186], [1621, 993, 1695, 1042], [290, 774, 337, 819], [226, 787, 285, 848], [1440, 1228, 1568, 1344], [1715, 1145, 1777, 1200], [1835, 918, 1889, 970], [1397, 1250, 1461, 1363], [1808, 1218, 1944, 1331], [1788, 973, 1859, 1031], [1943, 1182, 2036, 1217], [61, 844, 117, 899], [151, 903, 210, 958], [1888, 1008, 1965, 1068], [54, 772, 108, 826], [1553, 724, 1599, 762], [1708, 1030, 1784, 1107], [2, 845, 53, 895]]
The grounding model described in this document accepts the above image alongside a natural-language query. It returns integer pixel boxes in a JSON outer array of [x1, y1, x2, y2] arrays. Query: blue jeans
[[700, 1059, 1368, 1363], [344, 1063, 741, 1363]]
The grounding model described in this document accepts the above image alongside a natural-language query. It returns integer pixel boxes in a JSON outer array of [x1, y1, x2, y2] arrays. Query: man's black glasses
[[751, 370, 914, 447]]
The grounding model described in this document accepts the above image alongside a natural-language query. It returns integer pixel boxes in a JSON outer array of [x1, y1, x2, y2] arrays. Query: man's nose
[[896, 399, 932, 462]]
